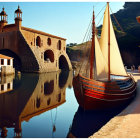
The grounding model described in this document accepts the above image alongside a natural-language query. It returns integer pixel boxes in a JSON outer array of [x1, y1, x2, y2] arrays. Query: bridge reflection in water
[[0, 70, 73, 138]]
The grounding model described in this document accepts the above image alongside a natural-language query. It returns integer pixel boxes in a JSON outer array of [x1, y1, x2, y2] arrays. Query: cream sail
[[95, 35, 108, 81], [99, 4, 127, 76], [72, 2, 136, 111]]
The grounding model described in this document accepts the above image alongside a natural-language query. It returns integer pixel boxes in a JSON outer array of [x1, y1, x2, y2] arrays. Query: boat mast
[[90, 8, 95, 79], [107, 2, 111, 81]]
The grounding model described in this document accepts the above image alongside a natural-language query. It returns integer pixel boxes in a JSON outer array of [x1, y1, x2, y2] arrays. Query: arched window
[[36, 36, 41, 47], [47, 38, 51, 46], [58, 40, 61, 50]]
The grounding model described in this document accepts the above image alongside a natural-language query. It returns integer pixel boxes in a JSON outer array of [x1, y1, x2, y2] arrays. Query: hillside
[[67, 2, 140, 68]]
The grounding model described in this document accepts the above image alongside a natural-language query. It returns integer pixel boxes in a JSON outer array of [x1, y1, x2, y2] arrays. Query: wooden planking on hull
[[73, 74, 137, 110]]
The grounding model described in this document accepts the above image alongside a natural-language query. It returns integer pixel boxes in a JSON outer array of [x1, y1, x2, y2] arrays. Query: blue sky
[[0, 2, 124, 44]]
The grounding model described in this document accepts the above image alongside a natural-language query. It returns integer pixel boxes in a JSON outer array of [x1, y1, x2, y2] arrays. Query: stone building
[[0, 6, 72, 73], [0, 54, 15, 75]]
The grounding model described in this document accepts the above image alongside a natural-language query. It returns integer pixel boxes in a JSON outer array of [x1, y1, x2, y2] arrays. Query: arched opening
[[44, 80, 54, 95], [36, 36, 41, 47], [47, 38, 51, 46], [58, 40, 61, 50], [0, 49, 22, 71], [59, 55, 69, 70], [44, 50, 54, 62], [59, 70, 69, 89]]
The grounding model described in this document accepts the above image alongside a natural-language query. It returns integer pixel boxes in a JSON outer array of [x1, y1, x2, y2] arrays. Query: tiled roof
[[0, 54, 13, 59]]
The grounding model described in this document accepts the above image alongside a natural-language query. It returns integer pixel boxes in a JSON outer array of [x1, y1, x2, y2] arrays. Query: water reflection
[[0, 75, 14, 94], [0, 70, 73, 138], [67, 101, 132, 138]]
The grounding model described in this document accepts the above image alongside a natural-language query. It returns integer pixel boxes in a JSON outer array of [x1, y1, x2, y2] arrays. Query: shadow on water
[[0, 70, 73, 138], [67, 99, 133, 138]]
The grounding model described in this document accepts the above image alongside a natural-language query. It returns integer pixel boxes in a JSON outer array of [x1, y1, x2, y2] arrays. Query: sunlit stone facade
[[0, 6, 72, 73]]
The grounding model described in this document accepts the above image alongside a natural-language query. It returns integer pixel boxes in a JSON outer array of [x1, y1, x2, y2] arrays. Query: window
[[36, 36, 41, 47], [1, 85, 4, 91], [47, 38, 51, 46], [7, 83, 10, 89], [1, 59, 4, 65], [7, 59, 10, 65], [58, 40, 61, 50]]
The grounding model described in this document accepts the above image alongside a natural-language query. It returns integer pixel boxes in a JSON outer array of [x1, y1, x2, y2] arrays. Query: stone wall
[[21, 27, 72, 72], [0, 25, 72, 73]]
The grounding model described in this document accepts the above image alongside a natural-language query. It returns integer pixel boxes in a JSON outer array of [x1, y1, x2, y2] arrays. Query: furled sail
[[95, 35, 108, 81], [99, 4, 127, 76]]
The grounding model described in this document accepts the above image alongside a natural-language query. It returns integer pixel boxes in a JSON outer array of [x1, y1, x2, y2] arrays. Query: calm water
[[0, 71, 130, 138]]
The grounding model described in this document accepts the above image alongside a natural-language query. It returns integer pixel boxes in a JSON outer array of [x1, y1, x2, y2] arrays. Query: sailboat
[[73, 2, 136, 110]]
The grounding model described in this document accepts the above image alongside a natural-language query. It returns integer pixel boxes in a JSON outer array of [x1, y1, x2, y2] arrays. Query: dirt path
[[90, 70, 140, 138]]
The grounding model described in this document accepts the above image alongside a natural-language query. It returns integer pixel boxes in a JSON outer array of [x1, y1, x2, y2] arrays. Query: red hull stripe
[[82, 81, 136, 95], [84, 86, 136, 100]]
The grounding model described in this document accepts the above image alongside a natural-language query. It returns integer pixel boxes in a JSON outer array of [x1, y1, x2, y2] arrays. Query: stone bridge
[[0, 6, 72, 73]]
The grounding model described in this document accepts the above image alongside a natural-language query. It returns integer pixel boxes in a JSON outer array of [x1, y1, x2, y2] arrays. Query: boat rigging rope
[[110, 6, 125, 33], [79, 24, 92, 75], [82, 17, 92, 43], [77, 3, 109, 76], [96, 13, 104, 27], [95, 3, 106, 19], [50, 108, 57, 137]]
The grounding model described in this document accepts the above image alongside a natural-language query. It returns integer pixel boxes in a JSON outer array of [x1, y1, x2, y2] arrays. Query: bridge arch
[[59, 55, 69, 70], [0, 49, 22, 71], [44, 49, 54, 62]]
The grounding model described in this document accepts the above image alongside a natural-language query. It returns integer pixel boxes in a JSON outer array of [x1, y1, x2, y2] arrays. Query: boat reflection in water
[[67, 101, 132, 138], [0, 70, 72, 138]]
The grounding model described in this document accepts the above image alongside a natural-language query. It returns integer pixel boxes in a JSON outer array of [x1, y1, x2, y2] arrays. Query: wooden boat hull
[[73, 74, 136, 110]]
